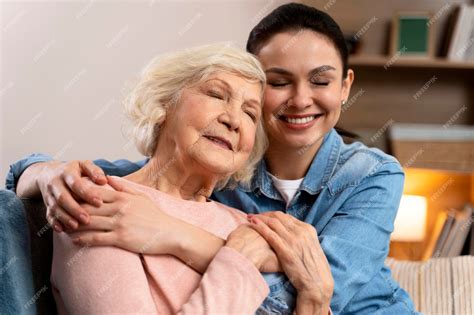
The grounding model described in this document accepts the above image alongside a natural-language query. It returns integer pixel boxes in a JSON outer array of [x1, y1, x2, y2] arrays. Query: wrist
[[37, 160, 62, 186], [163, 217, 189, 256], [34, 161, 50, 185], [225, 238, 262, 269], [298, 289, 332, 307], [17, 161, 51, 197], [296, 293, 331, 315], [170, 220, 225, 272]]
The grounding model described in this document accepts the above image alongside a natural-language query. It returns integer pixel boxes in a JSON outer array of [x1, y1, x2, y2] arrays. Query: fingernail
[[53, 223, 63, 233], [79, 214, 89, 224]]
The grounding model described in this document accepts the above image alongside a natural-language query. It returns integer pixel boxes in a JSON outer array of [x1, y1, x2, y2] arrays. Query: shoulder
[[327, 139, 404, 195], [338, 140, 403, 175]]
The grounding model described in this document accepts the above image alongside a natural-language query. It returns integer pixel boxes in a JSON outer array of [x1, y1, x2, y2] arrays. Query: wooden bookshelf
[[349, 55, 474, 70]]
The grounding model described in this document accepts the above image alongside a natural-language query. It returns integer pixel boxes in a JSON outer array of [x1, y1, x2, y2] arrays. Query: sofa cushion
[[386, 256, 474, 314]]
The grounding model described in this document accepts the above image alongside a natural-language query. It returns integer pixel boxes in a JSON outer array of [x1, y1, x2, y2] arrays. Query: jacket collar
[[242, 128, 342, 197]]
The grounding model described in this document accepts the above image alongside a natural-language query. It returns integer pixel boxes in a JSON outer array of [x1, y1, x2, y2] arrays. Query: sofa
[[21, 198, 57, 315], [11, 197, 474, 314]]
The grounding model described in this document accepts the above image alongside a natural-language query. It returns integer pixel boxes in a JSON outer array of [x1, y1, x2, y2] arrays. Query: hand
[[69, 176, 184, 256], [225, 224, 282, 272], [36, 160, 107, 232], [248, 211, 334, 309]]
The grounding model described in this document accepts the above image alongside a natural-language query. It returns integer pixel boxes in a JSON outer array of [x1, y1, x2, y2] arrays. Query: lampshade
[[391, 195, 428, 242]]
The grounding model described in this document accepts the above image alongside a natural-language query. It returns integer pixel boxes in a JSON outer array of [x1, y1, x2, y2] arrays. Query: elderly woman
[[42, 43, 330, 314]]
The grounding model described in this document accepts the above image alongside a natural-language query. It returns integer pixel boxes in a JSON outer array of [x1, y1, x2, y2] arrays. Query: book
[[440, 5, 460, 57], [443, 204, 473, 257], [422, 210, 448, 260], [446, 4, 474, 61], [432, 209, 456, 258]]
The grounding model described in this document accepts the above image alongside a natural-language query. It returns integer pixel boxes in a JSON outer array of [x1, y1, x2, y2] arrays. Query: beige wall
[[0, 0, 287, 187]]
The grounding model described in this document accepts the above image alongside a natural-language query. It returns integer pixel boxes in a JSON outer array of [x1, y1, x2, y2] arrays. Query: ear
[[341, 69, 355, 103]]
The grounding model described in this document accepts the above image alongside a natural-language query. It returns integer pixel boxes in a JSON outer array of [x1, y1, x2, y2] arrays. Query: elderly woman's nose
[[217, 110, 240, 131]]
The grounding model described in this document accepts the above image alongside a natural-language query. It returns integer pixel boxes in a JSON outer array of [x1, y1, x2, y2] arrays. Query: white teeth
[[285, 115, 317, 124]]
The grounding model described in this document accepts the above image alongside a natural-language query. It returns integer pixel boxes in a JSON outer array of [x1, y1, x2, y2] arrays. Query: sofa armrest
[[21, 198, 57, 315]]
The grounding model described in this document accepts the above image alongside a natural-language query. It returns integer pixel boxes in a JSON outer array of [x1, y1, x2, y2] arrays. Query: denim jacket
[[6, 128, 418, 314]]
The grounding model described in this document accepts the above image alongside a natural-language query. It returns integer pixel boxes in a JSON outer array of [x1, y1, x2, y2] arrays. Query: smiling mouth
[[278, 114, 324, 125], [203, 135, 233, 151]]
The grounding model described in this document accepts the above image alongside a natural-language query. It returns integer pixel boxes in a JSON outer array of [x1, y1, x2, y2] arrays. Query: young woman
[[7, 3, 418, 314]]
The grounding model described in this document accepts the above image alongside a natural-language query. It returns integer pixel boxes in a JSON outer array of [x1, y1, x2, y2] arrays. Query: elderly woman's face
[[163, 71, 262, 178]]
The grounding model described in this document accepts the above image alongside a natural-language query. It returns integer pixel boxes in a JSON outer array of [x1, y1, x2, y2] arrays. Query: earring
[[342, 100, 347, 105]]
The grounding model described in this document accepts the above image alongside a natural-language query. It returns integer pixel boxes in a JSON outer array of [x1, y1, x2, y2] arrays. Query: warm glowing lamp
[[391, 195, 427, 242]]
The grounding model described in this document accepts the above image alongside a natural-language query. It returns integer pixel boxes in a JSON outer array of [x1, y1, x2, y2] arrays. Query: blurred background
[[1, 0, 473, 262]]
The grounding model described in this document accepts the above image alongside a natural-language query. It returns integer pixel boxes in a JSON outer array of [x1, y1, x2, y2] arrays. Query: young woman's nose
[[289, 83, 314, 110]]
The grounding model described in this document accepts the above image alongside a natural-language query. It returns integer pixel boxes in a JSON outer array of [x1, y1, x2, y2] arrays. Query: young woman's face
[[256, 30, 353, 152]]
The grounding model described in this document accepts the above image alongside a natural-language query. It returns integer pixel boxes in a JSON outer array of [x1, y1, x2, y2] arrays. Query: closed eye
[[268, 82, 289, 88], [311, 81, 329, 86], [245, 111, 257, 121], [208, 90, 225, 100], [310, 75, 330, 86]]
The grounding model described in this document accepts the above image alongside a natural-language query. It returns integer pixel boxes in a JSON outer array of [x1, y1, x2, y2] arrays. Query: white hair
[[123, 43, 268, 188]]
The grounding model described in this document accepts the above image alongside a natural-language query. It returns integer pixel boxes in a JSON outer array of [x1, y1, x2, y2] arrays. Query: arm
[[10, 156, 279, 276], [317, 162, 404, 313], [161, 221, 279, 275], [170, 221, 225, 273], [249, 212, 334, 314], [51, 234, 157, 314], [6, 153, 53, 193], [54, 232, 267, 314], [6, 153, 147, 194], [178, 245, 269, 314], [6, 154, 147, 230], [62, 185, 270, 313], [71, 177, 281, 275], [17, 160, 64, 198], [74, 208, 280, 275]]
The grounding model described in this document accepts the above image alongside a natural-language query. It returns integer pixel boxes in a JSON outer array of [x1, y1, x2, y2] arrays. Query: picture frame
[[390, 11, 435, 58]]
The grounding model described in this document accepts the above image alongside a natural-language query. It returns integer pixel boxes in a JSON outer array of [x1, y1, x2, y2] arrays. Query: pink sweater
[[51, 177, 269, 314]]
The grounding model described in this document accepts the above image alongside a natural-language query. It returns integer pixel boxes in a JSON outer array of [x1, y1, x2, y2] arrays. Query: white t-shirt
[[268, 172, 304, 207]]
